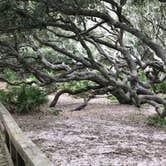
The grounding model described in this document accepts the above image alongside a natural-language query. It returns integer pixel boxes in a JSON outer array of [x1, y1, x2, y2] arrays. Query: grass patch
[[147, 114, 166, 128], [128, 112, 147, 124], [107, 95, 118, 103], [48, 108, 63, 116]]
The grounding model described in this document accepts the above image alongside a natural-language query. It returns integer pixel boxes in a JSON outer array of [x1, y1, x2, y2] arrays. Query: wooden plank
[[0, 103, 54, 166], [0, 131, 14, 166]]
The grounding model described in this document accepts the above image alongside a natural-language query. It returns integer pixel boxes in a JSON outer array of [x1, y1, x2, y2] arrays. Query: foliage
[[107, 95, 118, 102], [2, 69, 21, 82], [0, 85, 48, 113], [58, 80, 93, 90], [152, 81, 166, 93], [0, 0, 166, 117], [57, 80, 95, 98], [138, 70, 147, 82], [147, 114, 166, 127]]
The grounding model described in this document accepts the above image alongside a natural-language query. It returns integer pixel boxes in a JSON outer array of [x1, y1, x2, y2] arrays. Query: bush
[[147, 114, 166, 127], [2, 69, 21, 82], [0, 85, 48, 113], [138, 70, 147, 82], [107, 95, 118, 102], [152, 81, 166, 93]]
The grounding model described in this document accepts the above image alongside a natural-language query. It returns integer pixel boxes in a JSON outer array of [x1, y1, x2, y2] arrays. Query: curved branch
[[50, 85, 101, 107]]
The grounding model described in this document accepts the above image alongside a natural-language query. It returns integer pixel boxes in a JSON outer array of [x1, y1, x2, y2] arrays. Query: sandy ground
[[13, 94, 166, 166]]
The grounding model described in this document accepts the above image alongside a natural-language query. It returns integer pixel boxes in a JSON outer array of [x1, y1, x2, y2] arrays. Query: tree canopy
[[0, 0, 166, 117]]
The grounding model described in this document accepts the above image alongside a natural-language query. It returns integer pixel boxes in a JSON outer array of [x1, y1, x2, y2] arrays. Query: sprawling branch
[[0, 0, 166, 117]]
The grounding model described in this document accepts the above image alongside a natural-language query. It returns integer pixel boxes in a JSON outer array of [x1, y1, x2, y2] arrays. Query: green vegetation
[[58, 80, 90, 90], [58, 80, 95, 98], [0, 85, 48, 113], [107, 95, 118, 102], [147, 114, 166, 127], [138, 70, 147, 82], [3, 70, 21, 82], [48, 108, 63, 116], [152, 81, 166, 93], [0, 0, 166, 118]]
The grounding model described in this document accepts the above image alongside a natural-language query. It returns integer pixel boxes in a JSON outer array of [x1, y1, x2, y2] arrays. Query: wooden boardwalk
[[0, 131, 13, 166]]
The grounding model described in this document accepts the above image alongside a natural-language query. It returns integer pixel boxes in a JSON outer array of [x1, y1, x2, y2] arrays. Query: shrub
[[138, 70, 147, 82], [0, 85, 48, 113], [147, 114, 166, 127], [152, 81, 166, 93], [107, 95, 118, 102], [3, 69, 21, 82]]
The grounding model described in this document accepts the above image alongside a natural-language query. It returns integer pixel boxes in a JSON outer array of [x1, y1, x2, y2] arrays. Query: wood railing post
[[16, 151, 25, 166], [5, 130, 10, 149], [0, 103, 54, 166]]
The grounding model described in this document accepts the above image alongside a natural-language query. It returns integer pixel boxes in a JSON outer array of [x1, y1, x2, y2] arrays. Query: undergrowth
[[48, 108, 63, 116], [0, 85, 48, 114], [147, 114, 166, 128]]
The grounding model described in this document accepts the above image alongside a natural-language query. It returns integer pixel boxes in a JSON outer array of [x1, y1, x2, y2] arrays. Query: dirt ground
[[14, 94, 166, 166]]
